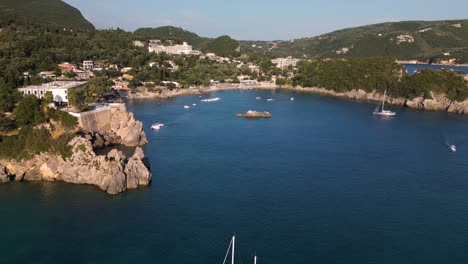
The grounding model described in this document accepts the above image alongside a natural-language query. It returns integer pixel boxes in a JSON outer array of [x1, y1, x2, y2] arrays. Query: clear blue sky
[[65, 0, 468, 40]]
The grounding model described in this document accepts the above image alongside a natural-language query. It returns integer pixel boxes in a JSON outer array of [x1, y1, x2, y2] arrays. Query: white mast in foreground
[[231, 235, 235, 264], [222, 234, 257, 264], [222, 235, 235, 264]]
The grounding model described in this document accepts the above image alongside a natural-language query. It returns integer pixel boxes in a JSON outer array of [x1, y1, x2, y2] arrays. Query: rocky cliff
[[110, 106, 148, 146], [76, 105, 148, 147], [0, 136, 151, 195]]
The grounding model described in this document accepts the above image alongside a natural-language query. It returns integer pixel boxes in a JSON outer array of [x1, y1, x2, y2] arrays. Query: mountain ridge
[[0, 0, 94, 30], [134, 19, 468, 61]]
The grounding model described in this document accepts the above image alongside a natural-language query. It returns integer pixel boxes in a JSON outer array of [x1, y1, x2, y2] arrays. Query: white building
[[271, 56, 300, 69], [148, 42, 200, 55], [83, 60, 94, 70], [18, 81, 88, 106], [133, 41, 145, 47]]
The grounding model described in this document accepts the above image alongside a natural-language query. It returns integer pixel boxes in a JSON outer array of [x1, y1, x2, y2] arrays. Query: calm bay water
[[2, 90, 468, 263], [404, 63, 468, 74]]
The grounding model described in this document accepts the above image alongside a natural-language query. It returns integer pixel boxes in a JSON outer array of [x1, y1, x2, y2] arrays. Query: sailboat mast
[[382, 90, 386, 111], [231, 235, 235, 264]]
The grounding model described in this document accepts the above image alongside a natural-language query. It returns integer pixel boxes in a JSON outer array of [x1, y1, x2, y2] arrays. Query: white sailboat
[[373, 90, 396, 116], [222, 235, 257, 264]]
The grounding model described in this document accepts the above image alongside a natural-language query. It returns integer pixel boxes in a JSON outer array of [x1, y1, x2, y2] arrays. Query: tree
[[276, 78, 287, 86], [42, 91, 54, 115], [14, 95, 43, 126], [68, 88, 87, 111], [0, 78, 21, 113]]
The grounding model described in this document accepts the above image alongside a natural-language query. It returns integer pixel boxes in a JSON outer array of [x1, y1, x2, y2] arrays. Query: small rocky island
[[0, 105, 151, 195], [236, 110, 272, 118]]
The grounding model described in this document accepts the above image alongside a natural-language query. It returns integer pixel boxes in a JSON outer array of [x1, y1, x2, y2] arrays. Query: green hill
[[241, 19, 468, 61], [134, 26, 208, 46], [200, 35, 240, 57], [135, 27, 240, 57], [0, 0, 94, 30]]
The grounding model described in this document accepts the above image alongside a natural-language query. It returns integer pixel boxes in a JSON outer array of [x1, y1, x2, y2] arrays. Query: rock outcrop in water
[[236, 110, 272, 118], [0, 136, 151, 194]]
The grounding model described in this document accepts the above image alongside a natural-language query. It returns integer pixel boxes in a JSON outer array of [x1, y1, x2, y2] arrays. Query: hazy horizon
[[65, 0, 468, 40]]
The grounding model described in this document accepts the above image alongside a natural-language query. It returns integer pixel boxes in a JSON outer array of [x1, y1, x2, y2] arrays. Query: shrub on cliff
[[0, 126, 73, 160], [50, 109, 78, 129]]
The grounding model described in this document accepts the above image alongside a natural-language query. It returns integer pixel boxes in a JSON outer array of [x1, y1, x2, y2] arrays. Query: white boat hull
[[151, 123, 164, 130], [373, 111, 396, 116]]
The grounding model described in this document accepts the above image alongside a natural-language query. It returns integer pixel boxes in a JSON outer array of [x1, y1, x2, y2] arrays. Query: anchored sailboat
[[222, 235, 257, 264], [373, 90, 396, 116]]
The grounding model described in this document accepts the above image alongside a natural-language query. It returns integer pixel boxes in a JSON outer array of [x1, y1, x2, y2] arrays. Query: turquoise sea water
[[2, 90, 468, 263]]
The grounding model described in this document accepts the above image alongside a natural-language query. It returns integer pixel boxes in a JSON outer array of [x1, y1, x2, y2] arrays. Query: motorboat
[[256, 97, 261, 100], [184, 105, 190, 109], [290, 97, 294, 101], [151, 123, 164, 130], [201, 97, 221, 102], [450, 145, 457, 152], [267, 98, 274, 102]]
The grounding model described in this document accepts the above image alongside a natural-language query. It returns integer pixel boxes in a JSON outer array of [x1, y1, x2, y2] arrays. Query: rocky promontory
[[0, 136, 151, 194], [236, 110, 272, 118], [0, 106, 152, 194], [109, 106, 148, 146]]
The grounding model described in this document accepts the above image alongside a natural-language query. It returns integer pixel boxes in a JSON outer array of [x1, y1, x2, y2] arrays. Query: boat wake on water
[[442, 131, 466, 153]]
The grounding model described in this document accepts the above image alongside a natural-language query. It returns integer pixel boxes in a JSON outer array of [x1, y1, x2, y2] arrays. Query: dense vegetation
[[241, 19, 468, 62], [293, 57, 468, 100], [0, 0, 94, 30], [135, 26, 208, 45], [0, 126, 74, 160], [0, 94, 77, 160], [200, 35, 240, 57]]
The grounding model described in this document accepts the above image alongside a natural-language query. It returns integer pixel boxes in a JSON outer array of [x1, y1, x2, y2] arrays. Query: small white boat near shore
[[192, 103, 197, 106], [184, 105, 190, 109], [267, 98, 274, 102], [201, 97, 221, 102], [151, 123, 164, 130], [256, 97, 261, 100]]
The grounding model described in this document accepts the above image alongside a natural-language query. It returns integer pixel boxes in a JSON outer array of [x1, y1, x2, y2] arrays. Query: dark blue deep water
[[2, 90, 468, 264]]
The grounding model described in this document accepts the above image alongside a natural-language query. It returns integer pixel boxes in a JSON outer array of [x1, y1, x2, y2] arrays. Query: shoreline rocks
[[130, 84, 468, 115], [0, 136, 152, 195], [0, 165, 9, 183], [236, 110, 272, 118]]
